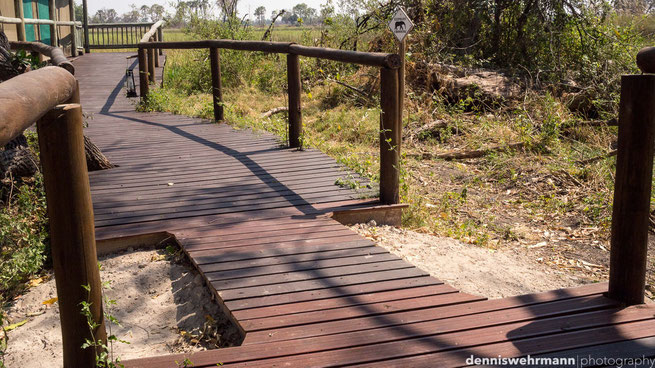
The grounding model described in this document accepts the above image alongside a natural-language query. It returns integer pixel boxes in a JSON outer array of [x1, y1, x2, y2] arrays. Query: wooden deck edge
[[97, 227, 249, 341], [172, 230, 248, 340], [329, 203, 409, 227], [96, 231, 174, 256]]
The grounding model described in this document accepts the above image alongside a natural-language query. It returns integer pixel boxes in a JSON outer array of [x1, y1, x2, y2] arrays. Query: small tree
[[149, 4, 166, 21], [139, 5, 151, 22], [255, 6, 266, 25]]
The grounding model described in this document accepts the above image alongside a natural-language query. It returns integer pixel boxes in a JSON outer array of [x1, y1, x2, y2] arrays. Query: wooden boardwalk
[[73, 53, 655, 367]]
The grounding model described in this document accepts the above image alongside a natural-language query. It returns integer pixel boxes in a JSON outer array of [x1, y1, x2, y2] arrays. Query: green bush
[[0, 173, 48, 306]]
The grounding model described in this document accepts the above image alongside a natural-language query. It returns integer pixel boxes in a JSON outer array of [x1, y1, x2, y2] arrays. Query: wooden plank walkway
[[72, 53, 655, 367]]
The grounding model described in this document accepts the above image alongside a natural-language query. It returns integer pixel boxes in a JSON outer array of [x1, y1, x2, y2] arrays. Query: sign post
[[388, 8, 413, 152]]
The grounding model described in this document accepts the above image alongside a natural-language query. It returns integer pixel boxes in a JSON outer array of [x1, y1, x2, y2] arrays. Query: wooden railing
[[9, 40, 75, 74], [87, 21, 164, 51], [138, 39, 402, 204], [0, 67, 105, 367], [0, 14, 83, 56]]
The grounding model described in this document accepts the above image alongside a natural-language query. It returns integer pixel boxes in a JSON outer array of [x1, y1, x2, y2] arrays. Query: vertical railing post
[[153, 32, 160, 68], [379, 67, 400, 205], [37, 89, 107, 367], [68, 0, 77, 56], [138, 46, 149, 100], [157, 26, 164, 56], [147, 41, 156, 83], [607, 74, 655, 305], [48, 0, 57, 46], [210, 47, 224, 122], [13, 0, 26, 41], [287, 53, 302, 148], [82, 0, 90, 53]]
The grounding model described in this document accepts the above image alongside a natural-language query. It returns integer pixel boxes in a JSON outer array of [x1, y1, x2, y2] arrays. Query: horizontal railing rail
[[9, 41, 75, 74], [0, 15, 81, 26], [89, 22, 154, 27], [138, 40, 401, 68], [0, 66, 106, 367], [88, 21, 164, 50], [0, 67, 75, 145], [137, 38, 402, 204]]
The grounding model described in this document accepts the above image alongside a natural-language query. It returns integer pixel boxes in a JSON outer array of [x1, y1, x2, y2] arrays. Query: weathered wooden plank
[[210, 259, 412, 290], [233, 284, 457, 321], [224, 277, 439, 311], [242, 293, 616, 344], [202, 252, 399, 281]]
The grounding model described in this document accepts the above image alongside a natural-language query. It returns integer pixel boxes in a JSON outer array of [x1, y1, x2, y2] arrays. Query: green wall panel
[[23, 0, 35, 42], [36, 0, 51, 45]]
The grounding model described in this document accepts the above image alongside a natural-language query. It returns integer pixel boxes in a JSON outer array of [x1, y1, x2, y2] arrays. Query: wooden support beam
[[48, 0, 57, 46], [138, 47, 149, 100], [379, 67, 400, 205], [210, 47, 224, 122], [13, 0, 26, 41], [10, 41, 75, 74], [82, 0, 89, 53], [608, 74, 655, 305], [287, 53, 302, 149], [0, 67, 76, 146], [153, 32, 160, 68], [37, 99, 107, 367], [138, 41, 401, 69], [157, 27, 163, 56], [68, 0, 77, 56], [147, 39, 156, 83]]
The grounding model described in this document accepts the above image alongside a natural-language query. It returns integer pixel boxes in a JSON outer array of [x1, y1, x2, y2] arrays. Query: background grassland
[[141, 17, 646, 290]]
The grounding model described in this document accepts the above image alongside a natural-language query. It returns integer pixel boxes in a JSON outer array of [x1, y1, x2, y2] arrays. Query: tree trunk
[[0, 135, 38, 180], [84, 135, 115, 171]]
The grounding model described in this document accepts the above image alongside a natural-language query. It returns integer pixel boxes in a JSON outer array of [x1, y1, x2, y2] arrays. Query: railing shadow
[[77, 53, 655, 368]]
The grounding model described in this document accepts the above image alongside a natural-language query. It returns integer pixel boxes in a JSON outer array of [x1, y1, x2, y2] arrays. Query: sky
[[85, 0, 330, 22]]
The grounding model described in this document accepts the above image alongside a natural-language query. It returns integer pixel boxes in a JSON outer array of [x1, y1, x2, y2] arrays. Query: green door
[[37, 0, 51, 45], [23, 0, 35, 41], [22, 0, 51, 44]]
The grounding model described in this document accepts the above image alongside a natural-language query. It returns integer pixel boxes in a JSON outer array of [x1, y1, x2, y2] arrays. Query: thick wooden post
[[210, 47, 224, 122], [138, 47, 149, 100], [37, 101, 107, 368], [608, 75, 655, 305], [157, 27, 164, 56], [147, 40, 156, 83], [14, 0, 26, 41], [380, 67, 400, 205], [68, 0, 77, 56], [287, 54, 302, 148], [82, 0, 89, 53]]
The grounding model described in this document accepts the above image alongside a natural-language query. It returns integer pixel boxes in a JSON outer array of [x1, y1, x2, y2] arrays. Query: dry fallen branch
[[410, 142, 525, 160], [261, 107, 288, 118], [405, 120, 464, 142], [565, 118, 618, 129], [576, 150, 617, 165], [326, 78, 373, 102]]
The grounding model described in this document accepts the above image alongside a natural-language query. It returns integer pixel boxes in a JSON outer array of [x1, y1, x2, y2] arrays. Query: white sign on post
[[388, 7, 414, 42]]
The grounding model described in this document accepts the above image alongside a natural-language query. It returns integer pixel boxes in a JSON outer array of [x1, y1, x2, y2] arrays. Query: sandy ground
[[351, 223, 590, 298], [0, 223, 613, 367], [3, 248, 240, 368]]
